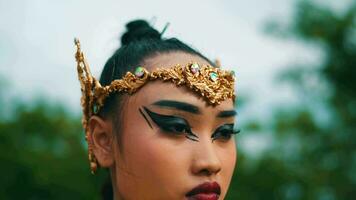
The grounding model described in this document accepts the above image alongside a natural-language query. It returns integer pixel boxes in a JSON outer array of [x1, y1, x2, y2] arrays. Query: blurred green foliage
[[0, 99, 109, 199], [228, 1, 356, 199], [0, 0, 355, 199]]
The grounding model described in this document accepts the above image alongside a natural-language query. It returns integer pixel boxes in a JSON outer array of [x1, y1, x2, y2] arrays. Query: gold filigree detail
[[74, 38, 236, 174]]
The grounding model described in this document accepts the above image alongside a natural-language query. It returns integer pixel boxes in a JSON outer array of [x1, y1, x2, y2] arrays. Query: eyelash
[[160, 122, 191, 135], [211, 127, 240, 141], [143, 106, 196, 137], [142, 107, 240, 141], [167, 123, 240, 141]]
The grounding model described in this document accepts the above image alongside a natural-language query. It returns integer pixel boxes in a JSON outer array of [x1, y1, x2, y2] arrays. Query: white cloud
[[0, 0, 317, 119]]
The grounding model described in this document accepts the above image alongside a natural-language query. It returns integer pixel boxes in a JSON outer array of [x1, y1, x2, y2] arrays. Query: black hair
[[98, 19, 215, 200], [97, 19, 215, 135]]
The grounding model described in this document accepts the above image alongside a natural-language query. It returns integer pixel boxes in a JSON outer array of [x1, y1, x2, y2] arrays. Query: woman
[[74, 19, 239, 200]]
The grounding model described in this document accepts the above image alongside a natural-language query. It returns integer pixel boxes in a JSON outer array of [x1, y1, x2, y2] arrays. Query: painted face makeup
[[211, 123, 240, 142], [139, 106, 240, 143], [90, 52, 238, 200], [140, 106, 199, 141]]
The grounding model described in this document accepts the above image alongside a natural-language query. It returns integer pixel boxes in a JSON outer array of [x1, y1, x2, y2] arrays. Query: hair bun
[[121, 19, 161, 45]]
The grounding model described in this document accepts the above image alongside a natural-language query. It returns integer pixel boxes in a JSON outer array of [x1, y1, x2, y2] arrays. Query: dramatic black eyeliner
[[142, 106, 199, 142], [211, 123, 240, 141], [139, 107, 153, 129]]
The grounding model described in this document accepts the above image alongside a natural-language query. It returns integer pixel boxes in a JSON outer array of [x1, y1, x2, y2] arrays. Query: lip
[[186, 181, 221, 200]]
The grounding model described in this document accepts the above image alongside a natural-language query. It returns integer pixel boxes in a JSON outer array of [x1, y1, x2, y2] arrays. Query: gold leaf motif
[[74, 38, 236, 174]]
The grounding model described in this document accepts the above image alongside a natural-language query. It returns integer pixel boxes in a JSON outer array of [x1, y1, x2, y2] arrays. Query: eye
[[160, 122, 191, 135], [143, 106, 193, 136], [211, 123, 240, 141]]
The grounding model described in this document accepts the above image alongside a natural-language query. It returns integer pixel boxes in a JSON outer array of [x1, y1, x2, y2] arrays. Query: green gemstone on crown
[[190, 63, 200, 74], [210, 72, 218, 82], [134, 66, 145, 78], [231, 70, 235, 77]]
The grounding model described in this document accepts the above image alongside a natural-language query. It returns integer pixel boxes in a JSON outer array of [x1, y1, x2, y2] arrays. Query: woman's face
[[97, 52, 237, 200]]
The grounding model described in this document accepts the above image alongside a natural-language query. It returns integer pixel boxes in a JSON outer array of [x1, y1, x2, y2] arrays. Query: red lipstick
[[186, 181, 221, 200]]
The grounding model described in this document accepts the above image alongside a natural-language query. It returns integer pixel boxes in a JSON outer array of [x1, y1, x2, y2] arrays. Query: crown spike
[[74, 39, 236, 174]]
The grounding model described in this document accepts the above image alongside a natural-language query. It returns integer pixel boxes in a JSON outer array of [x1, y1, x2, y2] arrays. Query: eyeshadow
[[142, 106, 199, 142], [211, 123, 240, 141]]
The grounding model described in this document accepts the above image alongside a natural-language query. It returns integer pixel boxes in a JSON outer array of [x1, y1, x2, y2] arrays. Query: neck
[[110, 168, 123, 200]]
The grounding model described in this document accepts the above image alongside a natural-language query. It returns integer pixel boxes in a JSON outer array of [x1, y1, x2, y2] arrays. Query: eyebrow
[[216, 110, 237, 118], [151, 100, 237, 118], [152, 100, 201, 114]]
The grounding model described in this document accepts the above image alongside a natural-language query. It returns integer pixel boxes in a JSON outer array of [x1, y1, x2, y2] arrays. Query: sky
[[3, 0, 348, 157], [0, 0, 314, 115]]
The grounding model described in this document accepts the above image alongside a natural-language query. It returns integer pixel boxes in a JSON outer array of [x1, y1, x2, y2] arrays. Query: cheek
[[116, 122, 190, 198], [218, 140, 237, 196], [128, 131, 187, 173], [221, 140, 237, 171]]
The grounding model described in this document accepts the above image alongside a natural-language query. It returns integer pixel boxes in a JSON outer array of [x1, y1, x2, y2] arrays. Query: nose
[[190, 138, 222, 176]]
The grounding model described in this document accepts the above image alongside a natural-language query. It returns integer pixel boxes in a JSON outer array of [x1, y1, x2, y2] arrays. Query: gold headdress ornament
[[74, 38, 236, 174]]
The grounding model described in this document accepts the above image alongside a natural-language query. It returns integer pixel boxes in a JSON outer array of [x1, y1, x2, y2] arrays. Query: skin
[[88, 52, 237, 200]]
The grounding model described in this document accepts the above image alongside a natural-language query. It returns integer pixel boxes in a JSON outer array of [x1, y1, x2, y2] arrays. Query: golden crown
[[74, 38, 236, 173]]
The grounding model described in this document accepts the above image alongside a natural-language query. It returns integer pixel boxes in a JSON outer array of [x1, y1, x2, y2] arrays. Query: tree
[[227, 1, 356, 199], [0, 98, 108, 199]]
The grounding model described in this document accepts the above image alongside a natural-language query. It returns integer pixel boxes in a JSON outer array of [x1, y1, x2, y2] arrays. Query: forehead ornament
[[74, 38, 236, 174]]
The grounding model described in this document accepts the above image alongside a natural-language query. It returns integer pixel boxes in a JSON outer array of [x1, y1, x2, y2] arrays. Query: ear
[[88, 115, 115, 168]]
